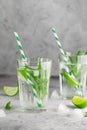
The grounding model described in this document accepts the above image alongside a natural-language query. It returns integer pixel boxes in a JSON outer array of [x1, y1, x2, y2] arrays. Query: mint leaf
[[76, 49, 81, 62], [18, 68, 28, 80], [61, 72, 79, 87], [5, 101, 12, 110], [69, 56, 75, 63], [85, 51, 87, 55], [76, 49, 81, 56], [68, 53, 81, 77], [84, 112, 87, 117], [38, 57, 42, 78]]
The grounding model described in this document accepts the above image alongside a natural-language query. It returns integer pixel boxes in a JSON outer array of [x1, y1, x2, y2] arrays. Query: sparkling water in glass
[[58, 54, 87, 99], [17, 58, 52, 110]]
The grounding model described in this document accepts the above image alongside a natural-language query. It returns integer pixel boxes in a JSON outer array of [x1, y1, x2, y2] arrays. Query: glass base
[[17, 106, 47, 113]]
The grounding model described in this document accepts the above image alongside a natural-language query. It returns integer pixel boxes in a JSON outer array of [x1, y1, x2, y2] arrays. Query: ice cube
[[0, 109, 6, 117], [57, 103, 70, 115], [51, 90, 59, 99], [71, 109, 83, 119]]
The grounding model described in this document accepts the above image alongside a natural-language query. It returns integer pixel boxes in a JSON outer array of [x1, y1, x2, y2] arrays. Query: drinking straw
[[52, 28, 68, 62], [51, 28, 79, 87], [14, 32, 42, 107], [14, 32, 26, 60]]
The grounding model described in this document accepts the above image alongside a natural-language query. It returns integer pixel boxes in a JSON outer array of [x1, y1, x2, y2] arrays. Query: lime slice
[[72, 96, 87, 108], [3, 86, 19, 96], [62, 72, 79, 87]]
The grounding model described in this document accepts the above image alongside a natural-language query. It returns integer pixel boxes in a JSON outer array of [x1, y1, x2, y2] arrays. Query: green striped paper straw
[[14, 32, 26, 60], [52, 28, 67, 62], [51, 28, 79, 87], [52, 28, 75, 73], [14, 32, 42, 108]]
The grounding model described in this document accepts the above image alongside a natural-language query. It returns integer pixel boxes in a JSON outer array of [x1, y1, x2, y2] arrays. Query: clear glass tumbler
[[58, 54, 87, 99], [17, 58, 52, 110]]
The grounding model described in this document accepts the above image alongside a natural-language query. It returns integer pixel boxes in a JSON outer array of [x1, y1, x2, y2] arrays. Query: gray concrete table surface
[[0, 75, 87, 130]]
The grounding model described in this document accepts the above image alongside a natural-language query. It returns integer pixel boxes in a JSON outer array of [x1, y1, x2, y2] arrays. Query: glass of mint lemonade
[[58, 53, 87, 99], [17, 58, 52, 110]]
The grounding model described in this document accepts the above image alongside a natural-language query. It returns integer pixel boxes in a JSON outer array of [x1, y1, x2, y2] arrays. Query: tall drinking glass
[[17, 58, 52, 110], [58, 54, 87, 99]]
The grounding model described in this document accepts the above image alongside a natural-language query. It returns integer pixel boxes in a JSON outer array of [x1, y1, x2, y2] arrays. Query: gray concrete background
[[0, 0, 87, 76]]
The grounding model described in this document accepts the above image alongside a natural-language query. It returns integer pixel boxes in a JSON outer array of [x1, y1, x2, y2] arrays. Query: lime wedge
[[72, 96, 87, 108], [3, 86, 19, 96], [62, 72, 79, 87]]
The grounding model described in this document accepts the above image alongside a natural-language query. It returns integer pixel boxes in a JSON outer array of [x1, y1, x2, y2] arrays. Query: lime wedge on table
[[3, 86, 19, 96], [72, 96, 87, 108], [62, 72, 79, 87]]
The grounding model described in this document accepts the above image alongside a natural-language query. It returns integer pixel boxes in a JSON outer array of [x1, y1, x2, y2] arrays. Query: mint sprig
[[5, 101, 12, 110], [19, 57, 48, 105], [76, 49, 81, 62], [62, 49, 87, 89]]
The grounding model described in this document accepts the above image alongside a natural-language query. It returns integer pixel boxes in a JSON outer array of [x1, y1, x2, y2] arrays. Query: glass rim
[[17, 57, 52, 62], [17, 57, 52, 69], [59, 62, 87, 65]]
